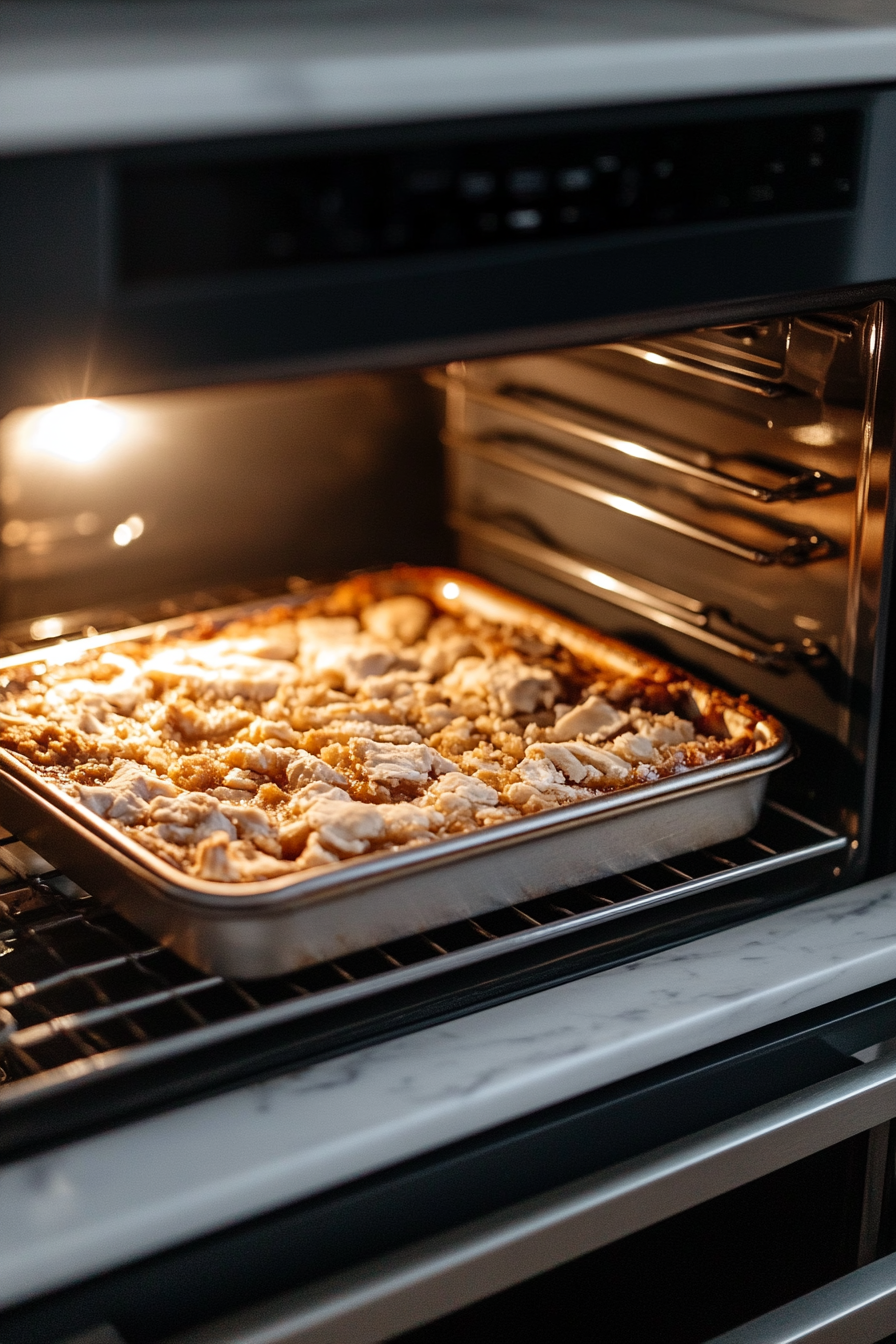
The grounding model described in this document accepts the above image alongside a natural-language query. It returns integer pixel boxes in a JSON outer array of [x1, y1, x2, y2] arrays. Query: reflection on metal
[[0, 806, 843, 1105], [706, 1250, 896, 1343], [601, 340, 791, 397], [446, 431, 837, 565], [858, 1121, 892, 1268], [162, 1054, 896, 1344], [56, 1326, 126, 1344], [429, 370, 849, 502], [451, 511, 818, 669], [601, 313, 861, 406]]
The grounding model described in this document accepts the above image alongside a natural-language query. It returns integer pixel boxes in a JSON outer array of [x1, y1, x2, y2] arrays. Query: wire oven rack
[[0, 803, 846, 1101]]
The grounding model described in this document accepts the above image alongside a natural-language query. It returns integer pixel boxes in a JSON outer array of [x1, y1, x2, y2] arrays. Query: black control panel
[[118, 109, 861, 286]]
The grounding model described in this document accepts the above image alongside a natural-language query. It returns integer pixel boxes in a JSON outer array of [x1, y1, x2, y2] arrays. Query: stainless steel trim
[[705, 1250, 896, 1343], [452, 512, 791, 666], [644, 332, 788, 376], [165, 1053, 896, 1344], [857, 1121, 891, 1268], [431, 371, 840, 502], [446, 431, 833, 565], [601, 341, 788, 397]]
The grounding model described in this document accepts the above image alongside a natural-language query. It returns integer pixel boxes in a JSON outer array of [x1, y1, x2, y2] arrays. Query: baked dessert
[[0, 571, 780, 884]]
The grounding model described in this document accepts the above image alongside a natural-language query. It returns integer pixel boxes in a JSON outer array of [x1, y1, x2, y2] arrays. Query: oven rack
[[430, 369, 848, 503], [446, 430, 838, 566], [0, 803, 846, 1103]]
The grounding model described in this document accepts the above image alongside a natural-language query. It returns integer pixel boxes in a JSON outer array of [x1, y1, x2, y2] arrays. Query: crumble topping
[[0, 577, 779, 884]]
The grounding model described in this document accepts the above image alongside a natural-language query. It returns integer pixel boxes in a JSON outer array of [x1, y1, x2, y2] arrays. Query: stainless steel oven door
[[154, 1050, 896, 1344]]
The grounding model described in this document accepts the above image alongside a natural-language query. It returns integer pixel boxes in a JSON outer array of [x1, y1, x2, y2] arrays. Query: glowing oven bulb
[[28, 399, 124, 464], [29, 616, 65, 642]]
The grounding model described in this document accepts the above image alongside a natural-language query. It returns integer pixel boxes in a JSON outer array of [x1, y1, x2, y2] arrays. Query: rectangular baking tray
[[0, 569, 791, 978]]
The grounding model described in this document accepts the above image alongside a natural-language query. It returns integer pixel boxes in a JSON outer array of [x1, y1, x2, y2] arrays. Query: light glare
[[583, 567, 623, 596], [614, 439, 652, 461], [113, 514, 145, 547], [29, 400, 124, 464], [74, 512, 100, 536], [606, 493, 653, 522], [2, 520, 29, 547], [790, 423, 838, 447], [30, 616, 64, 641], [441, 581, 460, 600]]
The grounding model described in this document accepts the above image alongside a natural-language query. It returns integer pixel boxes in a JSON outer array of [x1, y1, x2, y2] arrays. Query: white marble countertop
[[2, 872, 896, 1311], [1, 1, 896, 155]]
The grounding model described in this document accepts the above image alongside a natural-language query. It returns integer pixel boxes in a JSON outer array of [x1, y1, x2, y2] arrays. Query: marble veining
[[2, 875, 896, 1309], [5, 4, 896, 159], [0, 5, 891, 158]]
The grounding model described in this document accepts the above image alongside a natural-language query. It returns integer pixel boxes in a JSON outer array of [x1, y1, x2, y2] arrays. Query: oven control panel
[[118, 109, 860, 286]]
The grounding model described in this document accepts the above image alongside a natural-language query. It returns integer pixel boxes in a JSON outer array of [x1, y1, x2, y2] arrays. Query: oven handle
[[704, 1249, 896, 1343], [165, 1051, 896, 1344]]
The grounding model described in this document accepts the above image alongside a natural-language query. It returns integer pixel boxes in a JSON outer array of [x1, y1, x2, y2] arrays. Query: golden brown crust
[[0, 570, 782, 883]]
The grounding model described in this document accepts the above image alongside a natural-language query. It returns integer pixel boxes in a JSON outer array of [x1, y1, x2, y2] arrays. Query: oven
[[4, 6, 896, 1343]]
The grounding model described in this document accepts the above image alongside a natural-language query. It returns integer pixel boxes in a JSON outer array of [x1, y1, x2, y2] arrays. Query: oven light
[[112, 515, 145, 547], [29, 616, 65, 641], [28, 399, 124, 464], [442, 581, 461, 600]]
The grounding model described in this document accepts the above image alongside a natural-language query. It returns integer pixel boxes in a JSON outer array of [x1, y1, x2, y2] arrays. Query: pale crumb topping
[[0, 578, 778, 883]]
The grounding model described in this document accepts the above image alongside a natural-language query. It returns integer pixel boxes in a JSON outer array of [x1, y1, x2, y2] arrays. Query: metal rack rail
[[0, 803, 846, 1102]]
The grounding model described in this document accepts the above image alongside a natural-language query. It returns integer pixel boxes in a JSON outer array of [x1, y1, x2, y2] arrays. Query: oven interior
[[0, 296, 890, 1152]]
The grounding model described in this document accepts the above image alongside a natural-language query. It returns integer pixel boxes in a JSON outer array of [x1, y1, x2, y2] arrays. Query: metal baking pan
[[0, 569, 791, 977]]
